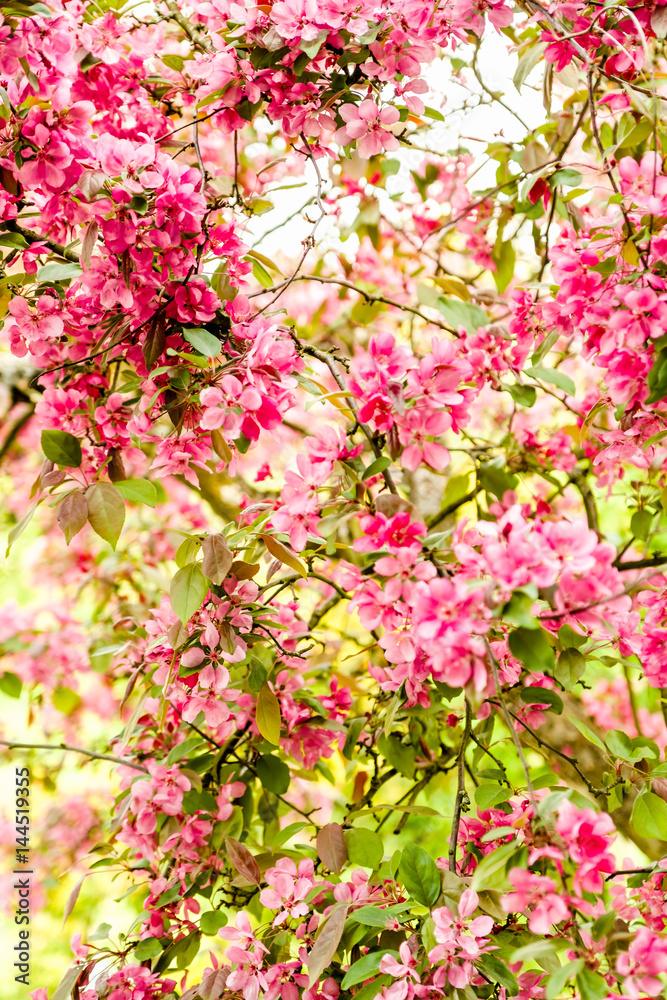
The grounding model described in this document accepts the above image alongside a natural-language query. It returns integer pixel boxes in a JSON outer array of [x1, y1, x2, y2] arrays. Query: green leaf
[[0, 671, 22, 698], [362, 456, 391, 480], [520, 686, 563, 714], [478, 457, 518, 500], [256, 754, 290, 795], [476, 954, 518, 996], [162, 53, 185, 71], [53, 966, 85, 1000], [347, 903, 411, 927], [506, 382, 536, 407], [502, 590, 538, 629], [247, 656, 268, 693], [475, 783, 511, 810], [608, 731, 659, 763], [170, 562, 208, 623], [6, 501, 40, 555], [345, 827, 384, 870], [606, 729, 634, 760], [182, 326, 221, 358], [546, 959, 583, 1000], [437, 297, 488, 332], [166, 737, 203, 765], [52, 686, 82, 715], [256, 683, 281, 745], [525, 364, 576, 396], [86, 482, 125, 549], [554, 648, 586, 691], [471, 841, 517, 891], [647, 347, 667, 404], [399, 842, 440, 907], [550, 168, 583, 188], [377, 733, 415, 779], [0, 231, 29, 249], [42, 429, 82, 467], [342, 950, 398, 989], [113, 479, 157, 507], [508, 627, 555, 672], [631, 509, 653, 541], [252, 258, 274, 288], [200, 910, 228, 935], [37, 261, 82, 283], [576, 967, 608, 1000], [569, 717, 607, 750], [134, 937, 163, 960], [492, 239, 516, 293], [343, 717, 365, 759], [530, 330, 559, 366], [631, 791, 667, 838]]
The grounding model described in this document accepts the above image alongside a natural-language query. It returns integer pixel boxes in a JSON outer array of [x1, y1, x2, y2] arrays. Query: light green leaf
[[170, 562, 208, 623], [86, 482, 125, 549], [114, 479, 157, 507], [631, 790, 667, 839], [256, 683, 281, 745], [182, 327, 221, 358], [525, 365, 576, 396], [345, 827, 384, 870], [37, 261, 82, 283]]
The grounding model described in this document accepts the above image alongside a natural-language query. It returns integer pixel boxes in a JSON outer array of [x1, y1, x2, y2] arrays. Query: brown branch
[[0, 739, 149, 772], [449, 699, 472, 873]]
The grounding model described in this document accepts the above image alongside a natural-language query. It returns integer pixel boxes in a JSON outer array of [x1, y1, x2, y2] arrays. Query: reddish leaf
[[307, 903, 349, 987], [80, 220, 98, 268], [57, 490, 88, 545], [201, 533, 233, 584], [316, 822, 347, 874], [231, 560, 260, 580], [225, 836, 261, 886], [260, 532, 307, 578], [142, 312, 166, 369], [62, 874, 86, 925]]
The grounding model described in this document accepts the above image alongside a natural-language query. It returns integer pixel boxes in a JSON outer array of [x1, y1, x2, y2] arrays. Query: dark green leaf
[[554, 648, 586, 691], [42, 429, 82, 467], [476, 953, 519, 995], [342, 950, 398, 989], [508, 627, 555, 672], [399, 843, 440, 907], [256, 754, 290, 795], [519, 686, 563, 714]]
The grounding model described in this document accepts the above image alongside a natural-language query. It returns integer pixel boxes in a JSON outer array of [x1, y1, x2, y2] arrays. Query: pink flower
[[502, 868, 570, 934], [259, 857, 317, 926], [334, 100, 400, 158]]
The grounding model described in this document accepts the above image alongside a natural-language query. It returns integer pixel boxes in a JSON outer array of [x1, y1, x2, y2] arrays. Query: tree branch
[[0, 739, 149, 772]]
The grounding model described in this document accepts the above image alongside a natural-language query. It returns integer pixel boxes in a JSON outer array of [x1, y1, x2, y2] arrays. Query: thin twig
[[0, 739, 149, 773], [484, 638, 538, 812], [449, 699, 472, 873]]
